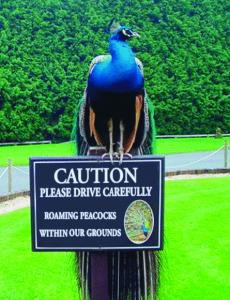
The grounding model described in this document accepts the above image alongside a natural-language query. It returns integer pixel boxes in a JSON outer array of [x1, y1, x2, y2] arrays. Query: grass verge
[[159, 176, 230, 299], [156, 136, 230, 154], [0, 142, 76, 167], [0, 208, 79, 300]]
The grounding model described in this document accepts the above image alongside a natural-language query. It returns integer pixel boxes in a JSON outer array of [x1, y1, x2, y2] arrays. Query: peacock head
[[107, 19, 139, 42], [113, 26, 140, 41]]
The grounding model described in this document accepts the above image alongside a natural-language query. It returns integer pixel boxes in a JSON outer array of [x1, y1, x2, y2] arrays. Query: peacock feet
[[101, 151, 118, 164], [118, 148, 124, 164], [101, 120, 132, 163], [101, 118, 118, 163], [101, 151, 132, 164], [118, 120, 124, 164]]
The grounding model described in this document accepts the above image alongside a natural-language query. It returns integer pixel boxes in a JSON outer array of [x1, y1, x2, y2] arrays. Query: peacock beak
[[132, 32, 140, 38], [121, 28, 140, 39]]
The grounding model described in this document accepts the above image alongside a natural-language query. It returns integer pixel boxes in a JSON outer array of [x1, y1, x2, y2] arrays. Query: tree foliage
[[0, 0, 229, 141]]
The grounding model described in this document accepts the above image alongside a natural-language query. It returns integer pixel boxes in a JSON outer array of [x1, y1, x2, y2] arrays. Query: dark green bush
[[0, 0, 229, 141]]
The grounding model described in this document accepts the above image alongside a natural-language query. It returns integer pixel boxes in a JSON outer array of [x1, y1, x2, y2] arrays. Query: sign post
[[30, 155, 164, 299]]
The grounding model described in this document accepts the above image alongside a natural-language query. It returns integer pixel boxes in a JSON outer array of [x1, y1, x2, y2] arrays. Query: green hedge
[[0, 0, 229, 142]]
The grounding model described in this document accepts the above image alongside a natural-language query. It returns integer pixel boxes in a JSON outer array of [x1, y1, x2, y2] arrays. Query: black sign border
[[30, 155, 164, 252]]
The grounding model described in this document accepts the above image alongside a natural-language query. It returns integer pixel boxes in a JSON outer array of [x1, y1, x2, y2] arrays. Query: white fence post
[[224, 141, 228, 169], [8, 159, 12, 195]]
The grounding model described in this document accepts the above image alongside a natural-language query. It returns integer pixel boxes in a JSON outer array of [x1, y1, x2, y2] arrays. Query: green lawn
[[159, 176, 230, 299], [156, 136, 230, 155], [0, 142, 76, 167], [0, 177, 229, 299], [0, 137, 229, 166], [0, 209, 79, 300]]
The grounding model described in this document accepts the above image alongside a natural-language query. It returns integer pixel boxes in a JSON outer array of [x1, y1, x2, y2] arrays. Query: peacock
[[141, 221, 150, 238], [74, 20, 158, 300]]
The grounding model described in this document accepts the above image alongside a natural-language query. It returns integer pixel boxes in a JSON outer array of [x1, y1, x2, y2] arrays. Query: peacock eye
[[122, 29, 132, 37], [125, 29, 132, 36]]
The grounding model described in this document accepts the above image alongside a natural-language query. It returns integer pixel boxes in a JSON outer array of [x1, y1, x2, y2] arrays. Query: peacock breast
[[88, 59, 144, 93]]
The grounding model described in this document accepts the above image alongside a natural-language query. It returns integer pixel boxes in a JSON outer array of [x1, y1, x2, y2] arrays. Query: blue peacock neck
[[105, 37, 143, 92], [88, 36, 143, 93], [109, 37, 136, 67]]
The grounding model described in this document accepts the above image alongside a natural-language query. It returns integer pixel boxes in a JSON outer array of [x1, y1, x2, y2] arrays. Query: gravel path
[[0, 173, 229, 215], [1, 149, 229, 196], [0, 196, 29, 215], [166, 173, 230, 181]]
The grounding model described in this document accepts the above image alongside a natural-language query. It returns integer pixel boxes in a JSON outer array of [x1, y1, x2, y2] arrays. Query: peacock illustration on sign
[[124, 199, 154, 244]]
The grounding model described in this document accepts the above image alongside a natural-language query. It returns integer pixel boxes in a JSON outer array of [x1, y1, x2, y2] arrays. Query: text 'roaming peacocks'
[[75, 19, 158, 300]]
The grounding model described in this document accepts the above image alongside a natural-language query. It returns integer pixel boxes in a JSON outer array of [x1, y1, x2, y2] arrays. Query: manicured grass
[[0, 177, 229, 299], [158, 176, 230, 299], [0, 142, 76, 167], [156, 136, 230, 155], [0, 137, 229, 166], [0, 208, 79, 300]]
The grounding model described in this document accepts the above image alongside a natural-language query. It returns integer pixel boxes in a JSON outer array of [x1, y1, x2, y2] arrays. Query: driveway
[[0, 150, 229, 196]]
